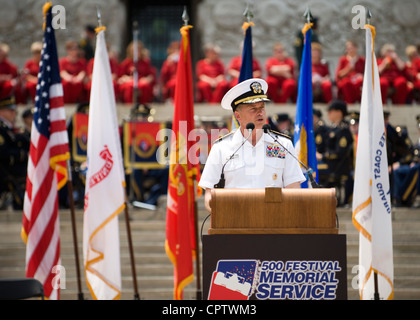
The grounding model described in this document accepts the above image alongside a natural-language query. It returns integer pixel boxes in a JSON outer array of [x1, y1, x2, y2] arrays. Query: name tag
[[226, 154, 239, 160]]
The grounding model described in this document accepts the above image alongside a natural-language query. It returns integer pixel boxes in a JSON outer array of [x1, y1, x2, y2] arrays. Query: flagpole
[[181, 6, 202, 300], [132, 21, 139, 104], [66, 159, 84, 300]]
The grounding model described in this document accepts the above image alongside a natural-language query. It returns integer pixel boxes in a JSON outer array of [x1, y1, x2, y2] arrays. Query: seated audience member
[[59, 40, 87, 103], [227, 41, 262, 88], [265, 42, 297, 103], [21, 42, 42, 103], [0, 43, 19, 102], [378, 43, 409, 105], [160, 41, 180, 102], [118, 41, 156, 104], [405, 45, 420, 103], [311, 43, 332, 103], [195, 43, 230, 103], [335, 40, 365, 104], [85, 44, 120, 100]]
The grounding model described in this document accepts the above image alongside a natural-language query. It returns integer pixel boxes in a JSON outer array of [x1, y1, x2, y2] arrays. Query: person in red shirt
[[311, 43, 332, 103], [405, 45, 420, 103], [335, 40, 365, 104], [378, 43, 409, 105], [227, 42, 262, 89], [265, 42, 297, 103], [59, 40, 87, 103], [159, 41, 180, 102], [117, 41, 156, 104], [85, 44, 120, 101], [196, 43, 230, 103], [0, 43, 19, 101], [21, 42, 42, 103]]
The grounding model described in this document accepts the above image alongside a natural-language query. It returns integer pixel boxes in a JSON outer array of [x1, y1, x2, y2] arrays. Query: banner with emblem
[[72, 112, 89, 162], [123, 121, 167, 169]]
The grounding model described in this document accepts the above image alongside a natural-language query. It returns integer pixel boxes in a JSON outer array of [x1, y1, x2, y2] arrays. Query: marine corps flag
[[83, 25, 125, 300], [165, 24, 200, 300], [293, 23, 318, 188], [352, 25, 394, 300]]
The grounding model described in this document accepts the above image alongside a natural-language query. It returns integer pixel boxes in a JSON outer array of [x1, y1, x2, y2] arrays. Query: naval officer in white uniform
[[199, 78, 305, 212]]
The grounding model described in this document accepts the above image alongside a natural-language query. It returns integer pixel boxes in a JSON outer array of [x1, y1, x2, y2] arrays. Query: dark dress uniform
[[391, 116, 420, 207], [323, 120, 353, 206], [0, 101, 28, 209], [313, 109, 329, 186]]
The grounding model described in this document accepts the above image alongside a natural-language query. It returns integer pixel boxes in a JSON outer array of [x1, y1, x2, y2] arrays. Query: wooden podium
[[208, 187, 337, 235]]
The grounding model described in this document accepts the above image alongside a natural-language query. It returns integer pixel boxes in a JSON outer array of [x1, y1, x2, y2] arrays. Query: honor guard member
[[313, 108, 329, 186], [0, 97, 28, 209], [198, 78, 305, 213], [322, 100, 353, 206]]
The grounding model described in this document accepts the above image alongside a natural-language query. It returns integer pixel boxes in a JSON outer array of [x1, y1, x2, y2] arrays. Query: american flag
[[21, 4, 69, 300]]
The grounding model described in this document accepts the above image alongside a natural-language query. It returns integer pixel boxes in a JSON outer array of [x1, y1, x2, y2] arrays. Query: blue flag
[[293, 26, 318, 188], [231, 23, 254, 130], [238, 24, 253, 82]]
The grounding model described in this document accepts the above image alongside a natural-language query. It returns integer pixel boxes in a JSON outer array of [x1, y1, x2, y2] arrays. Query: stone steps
[[1, 202, 419, 300]]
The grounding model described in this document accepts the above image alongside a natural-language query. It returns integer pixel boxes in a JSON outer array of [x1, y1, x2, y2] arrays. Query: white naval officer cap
[[221, 78, 270, 111]]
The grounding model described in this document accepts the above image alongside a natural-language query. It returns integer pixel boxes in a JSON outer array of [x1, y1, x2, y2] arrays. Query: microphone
[[214, 122, 255, 188], [262, 124, 320, 188]]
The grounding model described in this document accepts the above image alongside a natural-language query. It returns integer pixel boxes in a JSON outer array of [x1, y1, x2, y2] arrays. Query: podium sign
[[203, 234, 347, 300]]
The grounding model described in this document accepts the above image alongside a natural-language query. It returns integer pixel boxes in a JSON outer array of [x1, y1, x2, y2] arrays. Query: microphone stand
[[263, 125, 320, 188], [214, 123, 255, 188]]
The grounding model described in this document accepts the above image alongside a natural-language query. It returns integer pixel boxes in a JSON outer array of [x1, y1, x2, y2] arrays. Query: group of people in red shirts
[[2, 36, 420, 106]]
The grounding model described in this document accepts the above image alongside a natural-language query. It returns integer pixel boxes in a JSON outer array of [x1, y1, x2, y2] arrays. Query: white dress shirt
[[198, 129, 306, 189]]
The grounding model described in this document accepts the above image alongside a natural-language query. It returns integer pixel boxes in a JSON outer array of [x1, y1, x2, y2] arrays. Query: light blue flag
[[293, 25, 318, 188]]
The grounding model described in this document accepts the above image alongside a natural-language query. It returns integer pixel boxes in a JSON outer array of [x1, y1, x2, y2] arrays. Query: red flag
[[21, 3, 69, 300], [165, 25, 200, 300]]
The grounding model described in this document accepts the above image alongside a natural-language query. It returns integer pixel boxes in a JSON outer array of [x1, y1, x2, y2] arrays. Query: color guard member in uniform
[[392, 116, 419, 207], [321, 100, 353, 206], [0, 97, 28, 209], [313, 108, 328, 186], [199, 78, 305, 213]]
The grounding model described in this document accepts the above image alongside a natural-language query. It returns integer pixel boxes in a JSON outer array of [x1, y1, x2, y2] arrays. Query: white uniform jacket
[[198, 129, 306, 189]]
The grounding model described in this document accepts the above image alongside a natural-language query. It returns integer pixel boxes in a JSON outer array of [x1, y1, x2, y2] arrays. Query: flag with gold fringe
[[21, 2, 69, 300], [352, 24, 394, 300], [293, 22, 318, 188], [165, 24, 200, 300], [83, 25, 125, 300]]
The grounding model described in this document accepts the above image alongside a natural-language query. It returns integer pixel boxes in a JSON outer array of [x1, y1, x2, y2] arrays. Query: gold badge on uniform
[[339, 136, 347, 148], [272, 173, 278, 180]]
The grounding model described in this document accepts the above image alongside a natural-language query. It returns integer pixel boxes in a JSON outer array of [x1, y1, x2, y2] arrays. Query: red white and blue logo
[[208, 260, 259, 300]]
